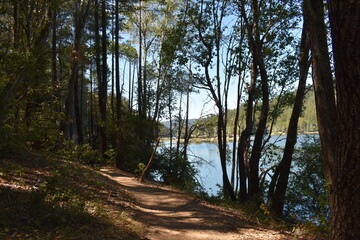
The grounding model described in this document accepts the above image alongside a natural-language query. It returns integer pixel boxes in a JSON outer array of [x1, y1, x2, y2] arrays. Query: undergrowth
[[0, 154, 143, 240]]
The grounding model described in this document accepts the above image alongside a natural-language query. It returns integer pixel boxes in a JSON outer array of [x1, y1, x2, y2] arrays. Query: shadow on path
[[100, 167, 290, 240]]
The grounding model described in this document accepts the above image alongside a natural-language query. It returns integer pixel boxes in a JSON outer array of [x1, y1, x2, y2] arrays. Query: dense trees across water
[[189, 89, 318, 138], [0, 0, 359, 239]]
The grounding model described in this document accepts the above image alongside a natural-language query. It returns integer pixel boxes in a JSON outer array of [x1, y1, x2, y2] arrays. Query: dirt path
[[100, 167, 292, 240]]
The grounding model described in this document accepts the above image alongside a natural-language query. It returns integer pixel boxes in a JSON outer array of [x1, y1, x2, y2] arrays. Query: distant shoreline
[[160, 132, 319, 144]]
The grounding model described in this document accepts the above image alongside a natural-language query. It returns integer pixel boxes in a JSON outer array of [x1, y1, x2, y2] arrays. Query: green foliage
[[192, 115, 218, 138], [285, 135, 329, 228], [135, 163, 146, 177], [58, 141, 119, 166], [190, 89, 318, 138], [0, 155, 141, 239], [0, 100, 63, 156], [150, 147, 204, 194]]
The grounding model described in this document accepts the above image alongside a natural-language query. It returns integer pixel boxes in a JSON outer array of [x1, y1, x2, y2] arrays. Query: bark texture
[[327, 1, 360, 239], [303, 0, 337, 183]]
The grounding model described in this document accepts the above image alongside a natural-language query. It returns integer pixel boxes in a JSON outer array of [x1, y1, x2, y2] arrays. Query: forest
[[184, 89, 318, 139], [0, 0, 359, 239]]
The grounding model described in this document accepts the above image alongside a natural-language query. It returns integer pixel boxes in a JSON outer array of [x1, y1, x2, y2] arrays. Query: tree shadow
[[101, 168, 265, 236]]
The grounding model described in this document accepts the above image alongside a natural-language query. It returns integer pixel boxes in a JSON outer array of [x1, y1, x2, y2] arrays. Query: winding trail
[[100, 167, 291, 240]]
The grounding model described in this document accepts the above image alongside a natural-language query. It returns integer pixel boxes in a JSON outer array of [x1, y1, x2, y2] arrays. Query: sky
[[110, 1, 305, 121]]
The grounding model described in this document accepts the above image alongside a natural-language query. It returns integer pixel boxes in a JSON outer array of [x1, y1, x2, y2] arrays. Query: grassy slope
[[0, 155, 144, 240]]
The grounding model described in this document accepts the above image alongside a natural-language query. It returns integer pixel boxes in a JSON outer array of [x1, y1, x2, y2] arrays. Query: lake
[[161, 134, 316, 196]]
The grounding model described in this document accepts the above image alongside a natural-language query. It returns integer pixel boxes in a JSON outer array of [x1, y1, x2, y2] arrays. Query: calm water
[[177, 134, 315, 195]]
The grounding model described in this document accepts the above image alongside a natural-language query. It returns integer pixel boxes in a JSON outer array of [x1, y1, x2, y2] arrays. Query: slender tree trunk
[[268, 22, 310, 217], [327, 1, 360, 239], [128, 62, 132, 110], [183, 89, 190, 159], [130, 63, 136, 113], [89, 63, 95, 148], [304, 0, 337, 184], [94, 0, 102, 148], [176, 93, 183, 155], [111, 13, 115, 121], [137, 0, 143, 117], [231, 63, 244, 188], [140, 137, 161, 182], [98, 0, 108, 154], [237, 60, 257, 201], [240, 0, 270, 200], [51, 6, 57, 84], [74, 64, 83, 143], [169, 90, 173, 153], [115, 0, 124, 169], [12, 0, 19, 47], [152, 34, 165, 126], [143, 46, 148, 117], [65, 1, 89, 142]]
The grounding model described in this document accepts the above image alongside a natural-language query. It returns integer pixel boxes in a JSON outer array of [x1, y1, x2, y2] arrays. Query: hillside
[[188, 89, 317, 138], [0, 155, 319, 240]]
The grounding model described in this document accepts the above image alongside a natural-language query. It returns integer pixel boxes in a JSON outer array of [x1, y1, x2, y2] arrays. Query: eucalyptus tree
[[114, 0, 124, 168], [127, 0, 159, 119], [64, 0, 92, 143], [189, 0, 236, 200], [305, 0, 360, 238], [92, 0, 109, 154], [234, 0, 301, 202], [267, 17, 311, 217], [129, 0, 186, 122], [328, 0, 360, 236]]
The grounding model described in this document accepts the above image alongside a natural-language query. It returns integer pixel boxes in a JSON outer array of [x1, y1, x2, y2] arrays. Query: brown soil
[[100, 167, 293, 240], [0, 156, 298, 240]]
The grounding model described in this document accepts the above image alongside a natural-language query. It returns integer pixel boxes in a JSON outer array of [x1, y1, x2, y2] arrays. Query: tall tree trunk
[[237, 60, 256, 201], [74, 64, 83, 143], [211, 0, 235, 201], [12, 0, 19, 47], [176, 93, 183, 155], [327, 1, 360, 239], [143, 46, 148, 118], [64, 1, 89, 142], [128, 62, 132, 111], [168, 90, 173, 154], [268, 22, 310, 217], [51, 5, 57, 84], [183, 88, 190, 159], [99, 0, 108, 154], [246, 0, 270, 200], [152, 34, 165, 127], [231, 67, 244, 189], [130, 63, 136, 113], [303, 0, 337, 184], [89, 63, 96, 148], [137, 0, 143, 117], [115, 0, 124, 169], [111, 13, 115, 121], [94, 0, 103, 148]]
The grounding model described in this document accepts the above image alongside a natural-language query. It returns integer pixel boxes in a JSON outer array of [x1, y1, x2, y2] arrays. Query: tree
[[93, 0, 108, 155], [235, 0, 301, 202], [327, 0, 360, 239], [114, 0, 125, 169], [304, 0, 360, 238], [303, 0, 336, 185], [190, 0, 236, 200], [268, 18, 311, 217], [64, 0, 91, 143], [0, 0, 57, 151]]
